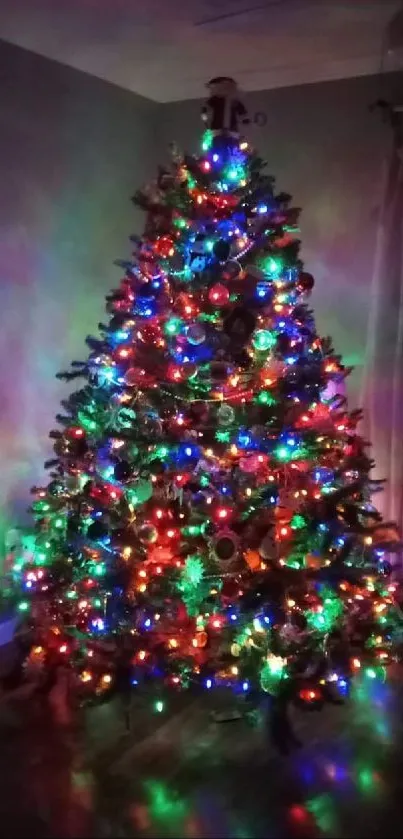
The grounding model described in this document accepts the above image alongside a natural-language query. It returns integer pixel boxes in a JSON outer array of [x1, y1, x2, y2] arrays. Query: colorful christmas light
[[13, 103, 402, 725]]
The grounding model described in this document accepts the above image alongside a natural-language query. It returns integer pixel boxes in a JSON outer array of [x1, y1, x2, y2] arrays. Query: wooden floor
[[1, 670, 403, 837]]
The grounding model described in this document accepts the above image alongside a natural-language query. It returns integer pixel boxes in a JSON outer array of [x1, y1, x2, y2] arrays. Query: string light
[[16, 112, 400, 732]]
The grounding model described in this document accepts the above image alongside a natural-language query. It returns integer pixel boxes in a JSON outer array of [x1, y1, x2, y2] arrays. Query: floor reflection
[[1, 668, 403, 837]]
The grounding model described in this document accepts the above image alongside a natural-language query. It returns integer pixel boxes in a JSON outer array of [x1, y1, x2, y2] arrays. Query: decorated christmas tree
[[16, 77, 401, 742]]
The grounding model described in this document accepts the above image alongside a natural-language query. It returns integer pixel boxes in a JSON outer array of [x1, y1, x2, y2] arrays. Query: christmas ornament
[[124, 367, 143, 387], [213, 239, 231, 262], [259, 530, 277, 561], [201, 76, 249, 134], [137, 523, 158, 545], [297, 271, 315, 293], [113, 461, 134, 483], [187, 322, 206, 345], [252, 329, 276, 352], [212, 530, 239, 565], [208, 283, 230, 306], [217, 403, 235, 426], [222, 260, 242, 281], [47, 480, 65, 497], [155, 235, 175, 258], [127, 479, 153, 506]]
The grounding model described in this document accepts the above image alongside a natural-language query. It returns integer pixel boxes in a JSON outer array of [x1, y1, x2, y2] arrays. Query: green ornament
[[252, 330, 276, 352], [217, 403, 235, 426], [127, 479, 153, 506], [260, 654, 286, 695]]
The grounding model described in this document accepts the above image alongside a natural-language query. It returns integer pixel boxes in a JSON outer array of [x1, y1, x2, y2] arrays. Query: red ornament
[[208, 283, 230, 306], [297, 272, 315, 293], [154, 235, 175, 258], [167, 363, 183, 382], [125, 367, 143, 386]]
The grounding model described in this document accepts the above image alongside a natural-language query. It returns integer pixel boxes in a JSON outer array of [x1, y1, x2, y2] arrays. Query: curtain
[[361, 110, 403, 533]]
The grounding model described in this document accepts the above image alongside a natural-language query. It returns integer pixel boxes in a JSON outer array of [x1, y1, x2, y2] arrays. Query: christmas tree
[[16, 77, 401, 732]]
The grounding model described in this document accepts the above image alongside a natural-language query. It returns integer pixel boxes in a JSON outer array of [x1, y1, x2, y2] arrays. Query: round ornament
[[222, 260, 242, 281], [213, 530, 239, 565], [137, 523, 158, 545], [155, 235, 175, 258], [187, 322, 206, 345], [217, 403, 235, 427], [259, 530, 277, 561], [124, 367, 142, 387], [213, 239, 231, 262], [208, 283, 230, 306], [47, 480, 65, 497], [252, 329, 276, 352], [127, 479, 153, 506], [113, 460, 134, 483], [297, 271, 315, 293]]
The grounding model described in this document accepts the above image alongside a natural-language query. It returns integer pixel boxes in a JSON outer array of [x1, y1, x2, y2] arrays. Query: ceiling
[[0, 0, 401, 102]]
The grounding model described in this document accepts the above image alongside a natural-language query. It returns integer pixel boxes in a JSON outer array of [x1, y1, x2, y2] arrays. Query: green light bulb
[[276, 445, 291, 461], [202, 130, 213, 151], [155, 446, 169, 460], [262, 256, 282, 277], [164, 317, 182, 337], [256, 391, 276, 406]]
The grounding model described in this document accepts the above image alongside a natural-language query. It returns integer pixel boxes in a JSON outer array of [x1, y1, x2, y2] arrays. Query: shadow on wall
[[0, 40, 159, 554]]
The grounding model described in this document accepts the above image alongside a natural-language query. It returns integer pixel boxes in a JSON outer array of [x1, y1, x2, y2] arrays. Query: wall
[[0, 40, 158, 544], [1, 41, 402, 547], [159, 73, 403, 522]]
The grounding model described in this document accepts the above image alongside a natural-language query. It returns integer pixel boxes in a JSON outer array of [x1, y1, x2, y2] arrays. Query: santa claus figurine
[[201, 77, 249, 135]]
